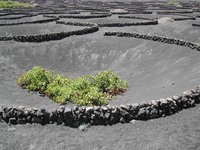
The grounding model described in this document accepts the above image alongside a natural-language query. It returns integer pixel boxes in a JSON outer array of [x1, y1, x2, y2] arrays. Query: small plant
[[17, 66, 53, 92], [17, 66, 128, 106], [167, 1, 179, 6], [0, 0, 32, 8], [91, 70, 128, 96]]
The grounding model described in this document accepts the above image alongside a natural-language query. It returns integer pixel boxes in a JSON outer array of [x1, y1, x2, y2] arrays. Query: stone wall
[[173, 17, 196, 21], [0, 14, 36, 20], [0, 86, 199, 127], [157, 10, 193, 14], [0, 17, 59, 26], [56, 21, 96, 27], [118, 16, 155, 20], [0, 25, 99, 42], [104, 31, 200, 51], [98, 20, 158, 27], [55, 20, 158, 27], [192, 23, 200, 27], [59, 14, 112, 19]]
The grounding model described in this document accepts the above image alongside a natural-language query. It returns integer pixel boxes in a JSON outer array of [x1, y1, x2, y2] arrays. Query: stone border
[[98, 20, 158, 27], [192, 23, 200, 27], [173, 17, 196, 21], [0, 25, 99, 42], [58, 14, 112, 19], [0, 17, 59, 26], [0, 14, 36, 20], [157, 10, 194, 14], [0, 86, 199, 127], [104, 31, 200, 51], [56, 21, 96, 27], [56, 20, 158, 27], [118, 16, 155, 20]]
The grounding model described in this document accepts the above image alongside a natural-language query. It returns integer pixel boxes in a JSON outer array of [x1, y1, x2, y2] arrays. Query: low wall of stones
[[118, 15, 155, 20], [90, 12, 111, 15], [157, 11, 193, 14], [38, 11, 80, 15], [0, 25, 99, 42], [0, 14, 36, 20], [0, 17, 59, 26], [55, 20, 158, 27], [173, 17, 196, 21], [58, 14, 112, 19], [98, 20, 158, 27], [104, 31, 200, 51], [192, 23, 200, 27], [56, 21, 96, 27], [132, 11, 152, 14], [0, 86, 200, 127]]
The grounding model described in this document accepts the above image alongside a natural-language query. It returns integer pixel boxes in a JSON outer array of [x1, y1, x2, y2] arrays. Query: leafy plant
[[17, 66, 53, 92], [167, 1, 179, 6], [91, 70, 128, 96], [0, 0, 32, 8], [17, 66, 128, 106]]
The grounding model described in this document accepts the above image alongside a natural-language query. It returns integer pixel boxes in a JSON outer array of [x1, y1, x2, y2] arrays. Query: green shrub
[[91, 70, 128, 96], [0, 0, 32, 8], [17, 66, 128, 106], [167, 1, 179, 6], [17, 66, 53, 92]]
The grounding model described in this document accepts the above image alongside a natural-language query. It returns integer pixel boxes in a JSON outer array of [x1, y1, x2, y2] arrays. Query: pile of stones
[[0, 86, 200, 127]]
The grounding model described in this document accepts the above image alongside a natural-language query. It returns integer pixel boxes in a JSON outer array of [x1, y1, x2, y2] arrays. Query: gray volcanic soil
[[1, 10, 200, 150]]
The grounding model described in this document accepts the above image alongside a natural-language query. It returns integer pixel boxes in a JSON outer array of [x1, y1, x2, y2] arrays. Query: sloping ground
[[1, 21, 200, 107]]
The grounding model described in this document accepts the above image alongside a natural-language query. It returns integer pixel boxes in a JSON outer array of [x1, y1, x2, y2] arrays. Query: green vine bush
[[0, 0, 32, 8], [17, 66, 128, 106]]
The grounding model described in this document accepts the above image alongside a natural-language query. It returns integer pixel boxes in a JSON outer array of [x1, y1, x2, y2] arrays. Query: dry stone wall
[[59, 14, 112, 19], [98, 20, 158, 27], [56, 21, 96, 27], [0, 86, 200, 127], [0, 14, 36, 20], [192, 23, 200, 27], [0, 25, 99, 42], [104, 31, 200, 51], [118, 15, 155, 20], [0, 17, 59, 26]]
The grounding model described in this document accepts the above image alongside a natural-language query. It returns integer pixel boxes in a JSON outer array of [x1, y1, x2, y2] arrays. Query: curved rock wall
[[157, 10, 193, 14], [56, 21, 96, 27], [104, 31, 200, 51], [0, 14, 36, 20], [55, 20, 158, 27], [192, 23, 200, 27], [98, 20, 158, 27], [0, 17, 59, 26], [118, 15, 155, 20], [0, 25, 99, 42], [0, 86, 199, 127], [174, 17, 196, 21], [59, 14, 112, 19]]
